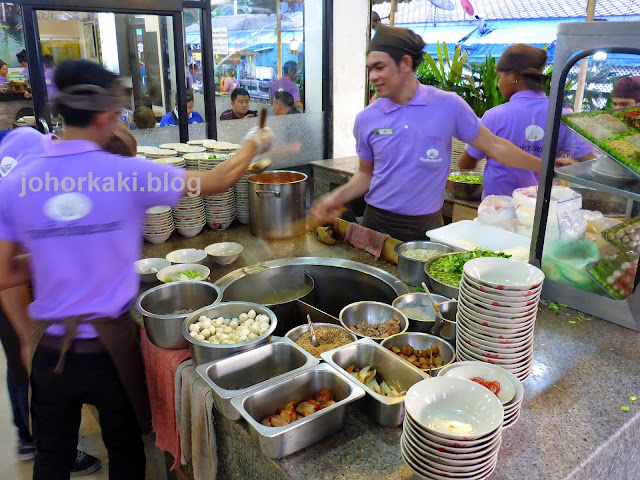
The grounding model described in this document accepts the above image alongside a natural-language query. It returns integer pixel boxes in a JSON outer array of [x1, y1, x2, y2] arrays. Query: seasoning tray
[[321, 337, 428, 427], [600, 215, 640, 253], [586, 251, 639, 300], [230, 363, 365, 458], [196, 336, 318, 420]]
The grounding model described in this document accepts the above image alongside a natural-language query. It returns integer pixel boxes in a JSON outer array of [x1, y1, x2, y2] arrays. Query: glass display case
[[531, 21, 640, 331]]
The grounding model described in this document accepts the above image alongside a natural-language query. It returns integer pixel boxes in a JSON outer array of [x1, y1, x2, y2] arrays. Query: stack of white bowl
[[198, 154, 236, 230], [159, 143, 206, 156], [456, 257, 545, 382], [137, 146, 177, 159], [234, 174, 250, 224], [172, 196, 206, 237], [154, 157, 186, 169], [439, 361, 524, 430], [402, 377, 504, 479], [182, 152, 208, 170], [143, 206, 174, 244], [202, 140, 242, 155]]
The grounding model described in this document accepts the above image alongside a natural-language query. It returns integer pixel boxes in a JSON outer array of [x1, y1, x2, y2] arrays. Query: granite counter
[[138, 226, 640, 480]]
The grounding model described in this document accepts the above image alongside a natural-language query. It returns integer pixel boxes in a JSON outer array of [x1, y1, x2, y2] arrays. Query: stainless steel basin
[[196, 337, 318, 420], [321, 338, 428, 427], [230, 363, 365, 458], [214, 258, 411, 336]]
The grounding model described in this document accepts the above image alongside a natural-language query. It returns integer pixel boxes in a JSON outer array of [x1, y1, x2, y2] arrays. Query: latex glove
[[243, 126, 273, 155], [310, 193, 345, 225]]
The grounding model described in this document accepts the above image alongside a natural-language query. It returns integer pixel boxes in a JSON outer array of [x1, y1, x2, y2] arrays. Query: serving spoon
[[422, 281, 446, 335], [307, 314, 317, 347], [245, 108, 272, 175]]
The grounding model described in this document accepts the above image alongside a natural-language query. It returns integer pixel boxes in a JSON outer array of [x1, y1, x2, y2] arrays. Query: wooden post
[[389, 0, 398, 27], [573, 0, 597, 112], [277, 0, 282, 78]]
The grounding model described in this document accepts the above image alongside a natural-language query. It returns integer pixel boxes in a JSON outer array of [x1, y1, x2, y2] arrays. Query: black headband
[[368, 26, 426, 66]]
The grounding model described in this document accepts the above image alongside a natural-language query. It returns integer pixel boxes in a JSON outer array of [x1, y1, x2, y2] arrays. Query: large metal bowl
[[392, 292, 450, 333], [423, 252, 462, 298], [447, 170, 483, 201], [380, 332, 455, 376], [182, 302, 278, 365], [339, 301, 409, 341], [394, 241, 454, 286], [135, 281, 222, 349]]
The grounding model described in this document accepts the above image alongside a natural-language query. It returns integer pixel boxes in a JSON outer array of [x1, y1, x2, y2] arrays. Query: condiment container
[[230, 363, 365, 458], [394, 241, 454, 287], [196, 337, 318, 420], [321, 337, 428, 427]]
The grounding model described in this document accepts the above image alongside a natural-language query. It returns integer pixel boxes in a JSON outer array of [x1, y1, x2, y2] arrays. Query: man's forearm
[[329, 170, 372, 206], [492, 137, 541, 172]]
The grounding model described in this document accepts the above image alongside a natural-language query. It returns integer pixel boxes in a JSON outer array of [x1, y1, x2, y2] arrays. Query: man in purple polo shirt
[[311, 26, 544, 241], [16, 49, 28, 79], [269, 61, 303, 111], [0, 59, 272, 480], [459, 44, 595, 199]]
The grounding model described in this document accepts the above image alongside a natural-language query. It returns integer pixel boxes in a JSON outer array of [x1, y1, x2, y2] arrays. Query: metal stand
[[530, 21, 640, 331]]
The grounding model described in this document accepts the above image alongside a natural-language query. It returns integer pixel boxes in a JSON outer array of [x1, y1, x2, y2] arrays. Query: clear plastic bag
[[477, 195, 517, 232]]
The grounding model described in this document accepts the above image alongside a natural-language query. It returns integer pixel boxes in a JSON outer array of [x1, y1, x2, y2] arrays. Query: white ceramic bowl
[[146, 205, 173, 215], [405, 414, 502, 449], [460, 278, 541, 305], [458, 295, 538, 319], [402, 422, 500, 460], [437, 364, 515, 406], [157, 263, 210, 283], [144, 232, 172, 244], [463, 273, 543, 298], [463, 257, 545, 291], [166, 248, 207, 265], [204, 242, 243, 265], [135, 258, 171, 283], [456, 320, 534, 348], [177, 225, 206, 238], [457, 300, 537, 326], [405, 377, 503, 440]]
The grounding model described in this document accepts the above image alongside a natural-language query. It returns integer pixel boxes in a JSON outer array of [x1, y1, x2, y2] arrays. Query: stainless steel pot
[[394, 241, 454, 287], [248, 171, 307, 239]]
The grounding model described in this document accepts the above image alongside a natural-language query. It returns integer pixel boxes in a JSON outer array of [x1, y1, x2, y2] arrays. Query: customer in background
[[16, 49, 28, 79], [0, 60, 9, 88], [272, 91, 300, 116], [159, 91, 204, 127], [220, 87, 257, 120], [133, 106, 156, 129], [458, 44, 595, 199], [611, 76, 640, 109], [221, 69, 240, 94], [269, 61, 303, 111]]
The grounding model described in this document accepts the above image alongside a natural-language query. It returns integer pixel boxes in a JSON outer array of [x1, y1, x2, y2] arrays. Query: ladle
[[307, 314, 317, 347], [421, 282, 445, 335], [246, 157, 272, 174]]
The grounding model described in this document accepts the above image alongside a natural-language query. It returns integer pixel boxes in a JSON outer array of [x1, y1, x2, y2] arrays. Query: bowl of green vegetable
[[447, 171, 484, 201], [157, 263, 211, 283], [424, 249, 512, 298]]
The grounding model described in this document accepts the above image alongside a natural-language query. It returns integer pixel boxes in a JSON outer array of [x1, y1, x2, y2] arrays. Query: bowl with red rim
[[463, 257, 544, 291], [463, 273, 543, 297]]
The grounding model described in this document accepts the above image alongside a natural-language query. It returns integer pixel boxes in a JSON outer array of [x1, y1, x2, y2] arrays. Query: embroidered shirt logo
[[43, 193, 93, 221], [420, 147, 442, 163], [0, 156, 18, 177]]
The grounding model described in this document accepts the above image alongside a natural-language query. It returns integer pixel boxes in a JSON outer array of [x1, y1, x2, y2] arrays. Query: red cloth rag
[[140, 328, 191, 470], [344, 222, 390, 260]]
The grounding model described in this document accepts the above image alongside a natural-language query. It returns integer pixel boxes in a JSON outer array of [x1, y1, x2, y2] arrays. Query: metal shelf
[[555, 159, 640, 202]]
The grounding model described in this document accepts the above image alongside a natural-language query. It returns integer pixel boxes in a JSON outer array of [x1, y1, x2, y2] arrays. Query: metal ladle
[[246, 157, 272, 174], [307, 314, 317, 347], [421, 281, 445, 335]]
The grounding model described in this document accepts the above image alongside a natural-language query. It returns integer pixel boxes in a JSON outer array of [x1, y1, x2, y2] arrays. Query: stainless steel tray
[[320, 337, 428, 427], [230, 363, 365, 458], [196, 336, 318, 420]]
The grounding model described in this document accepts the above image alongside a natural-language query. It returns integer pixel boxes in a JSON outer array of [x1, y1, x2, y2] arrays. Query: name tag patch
[[374, 128, 393, 136]]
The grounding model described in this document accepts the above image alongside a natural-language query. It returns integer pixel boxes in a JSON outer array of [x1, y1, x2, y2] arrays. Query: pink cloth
[[140, 328, 191, 470], [345, 222, 389, 260]]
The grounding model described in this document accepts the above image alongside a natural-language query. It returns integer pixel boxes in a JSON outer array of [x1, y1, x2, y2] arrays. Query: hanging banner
[[212, 27, 229, 54]]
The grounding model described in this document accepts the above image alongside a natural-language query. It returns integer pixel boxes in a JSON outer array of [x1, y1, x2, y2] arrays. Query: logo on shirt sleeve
[[43, 193, 93, 221], [0, 156, 18, 177]]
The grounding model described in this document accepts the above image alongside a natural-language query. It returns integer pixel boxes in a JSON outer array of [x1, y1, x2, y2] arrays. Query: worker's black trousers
[[31, 345, 145, 480]]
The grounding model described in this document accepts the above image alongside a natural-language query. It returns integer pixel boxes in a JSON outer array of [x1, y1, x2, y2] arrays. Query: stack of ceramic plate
[[203, 187, 235, 230], [182, 152, 207, 170], [202, 140, 242, 154], [137, 146, 177, 159], [172, 196, 206, 237], [197, 153, 231, 172], [154, 157, 186, 169], [143, 206, 174, 244], [234, 174, 250, 224], [402, 377, 504, 479], [186, 139, 208, 146], [438, 361, 524, 430], [159, 143, 206, 156], [456, 258, 545, 382]]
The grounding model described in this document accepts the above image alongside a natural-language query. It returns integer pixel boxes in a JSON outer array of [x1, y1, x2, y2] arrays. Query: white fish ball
[[195, 335, 205, 342], [200, 319, 212, 329], [239, 335, 248, 342], [248, 333, 257, 340], [211, 339, 220, 345], [198, 315, 209, 323], [223, 326, 233, 334], [200, 328, 211, 339], [188, 324, 200, 333], [220, 333, 229, 341], [259, 324, 269, 332], [213, 318, 224, 328], [229, 320, 239, 329], [223, 318, 231, 326], [230, 335, 239, 343], [221, 340, 232, 345], [215, 331, 223, 339], [216, 327, 224, 334], [244, 319, 254, 328], [248, 309, 256, 319], [249, 324, 260, 333], [239, 313, 249, 322], [189, 331, 198, 338], [239, 328, 250, 337]]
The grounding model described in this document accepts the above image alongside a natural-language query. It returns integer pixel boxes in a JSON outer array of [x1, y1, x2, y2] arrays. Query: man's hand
[[310, 193, 345, 225], [244, 114, 256, 119], [555, 156, 577, 168]]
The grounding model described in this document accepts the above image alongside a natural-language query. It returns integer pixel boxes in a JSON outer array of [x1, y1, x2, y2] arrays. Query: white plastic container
[[427, 221, 531, 254]]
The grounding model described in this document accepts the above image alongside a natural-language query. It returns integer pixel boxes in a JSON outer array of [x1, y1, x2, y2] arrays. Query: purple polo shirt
[[223, 77, 240, 93], [22, 66, 29, 80], [354, 83, 482, 216], [44, 68, 57, 99], [465, 90, 593, 199], [269, 77, 300, 102], [0, 128, 54, 172], [0, 137, 185, 338]]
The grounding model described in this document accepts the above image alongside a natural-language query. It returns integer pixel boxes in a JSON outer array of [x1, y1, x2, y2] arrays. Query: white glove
[[243, 126, 273, 155]]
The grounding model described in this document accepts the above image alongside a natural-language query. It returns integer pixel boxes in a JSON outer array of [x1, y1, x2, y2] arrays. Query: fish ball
[[220, 333, 229, 341], [239, 328, 250, 337], [223, 318, 231, 326], [248, 333, 257, 340], [196, 335, 206, 342], [189, 331, 198, 338], [248, 309, 256, 319], [213, 318, 224, 328], [200, 328, 211, 339], [223, 326, 233, 334], [200, 318, 212, 329], [229, 335, 239, 343], [239, 335, 248, 342], [249, 324, 260, 333], [229, 320, 239, 329], [188, 324, 200, 333], [221, 340, 232, 345], [239, 313, 249, 322], [259, 324, 269, 333], [211, 339, 220, 345], [215, 331, 223, 339]]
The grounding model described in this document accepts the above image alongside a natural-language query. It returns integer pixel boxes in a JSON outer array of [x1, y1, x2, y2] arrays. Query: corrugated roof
[[374, 0, 640, 23]]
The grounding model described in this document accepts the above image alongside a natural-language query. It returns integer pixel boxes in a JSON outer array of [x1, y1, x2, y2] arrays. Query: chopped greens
[[621, 406, 630, 412], [427, 249, 511, 287], [167, 269, 203, 282], [549, 302, 560, 313], [448, 174, 483, 184], [558, 303, 568, 308], [630, 396, 637, 402]]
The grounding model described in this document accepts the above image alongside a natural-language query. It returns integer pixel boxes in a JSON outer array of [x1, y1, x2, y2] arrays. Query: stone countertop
[[139, 226, 640, 480], [311, 156, 481, 209]]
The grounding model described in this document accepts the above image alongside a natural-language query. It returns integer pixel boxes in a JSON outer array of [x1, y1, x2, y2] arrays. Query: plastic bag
[[477, 195, 517, 232], [542, 240, 601, 292]]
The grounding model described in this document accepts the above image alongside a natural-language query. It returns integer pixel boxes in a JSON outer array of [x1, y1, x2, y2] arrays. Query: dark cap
[[368, 25, 426, 69], [612, 77, 640, 101], [496, 44, 547, 80]]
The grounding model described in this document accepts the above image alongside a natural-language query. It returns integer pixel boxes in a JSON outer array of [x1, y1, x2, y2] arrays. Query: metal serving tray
[[196, 336, 318, 420], [320, 337, 428, 427], [230, 363, 365, 459]]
